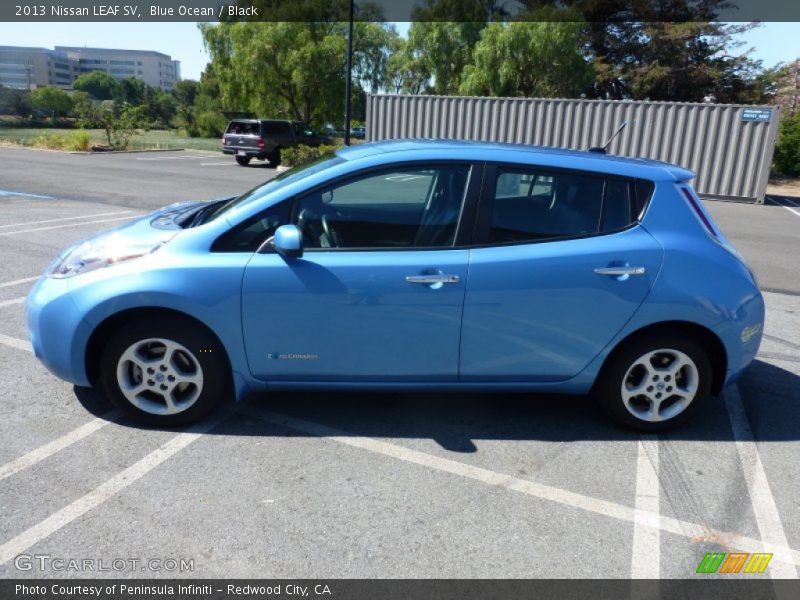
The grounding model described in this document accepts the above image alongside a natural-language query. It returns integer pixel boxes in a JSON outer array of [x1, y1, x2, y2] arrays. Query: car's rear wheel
[[235, 156, 251, 166], [595, 334, 712, 431], [99, 319, 228, 426]]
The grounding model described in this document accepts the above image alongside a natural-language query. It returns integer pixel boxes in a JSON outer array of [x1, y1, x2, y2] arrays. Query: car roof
[[336, 139, 694, 182]]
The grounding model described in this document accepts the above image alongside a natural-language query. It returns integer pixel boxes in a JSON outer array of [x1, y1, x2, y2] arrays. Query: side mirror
[[265, 224, 303, 258]]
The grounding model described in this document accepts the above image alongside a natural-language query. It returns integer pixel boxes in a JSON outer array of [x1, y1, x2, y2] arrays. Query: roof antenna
[[588, 120, 629, 154]]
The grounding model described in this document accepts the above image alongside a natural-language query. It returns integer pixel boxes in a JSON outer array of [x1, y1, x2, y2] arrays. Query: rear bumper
[[717, 291, 765, 387], [222, 147, 267, 159]]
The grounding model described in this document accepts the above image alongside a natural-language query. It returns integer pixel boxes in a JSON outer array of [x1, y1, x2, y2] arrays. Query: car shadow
[[73, 359, 800, 451]]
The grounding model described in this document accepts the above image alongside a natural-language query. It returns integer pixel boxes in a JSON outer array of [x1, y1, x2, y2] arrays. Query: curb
[[69, 147, 188, 155]]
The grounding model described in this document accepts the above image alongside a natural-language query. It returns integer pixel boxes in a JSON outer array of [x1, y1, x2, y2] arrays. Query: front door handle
[[405, 274, 460, 284], [594, 266, 646, 276]]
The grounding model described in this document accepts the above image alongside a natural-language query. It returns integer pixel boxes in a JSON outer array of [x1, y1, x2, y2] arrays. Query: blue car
[[26, 140, 764, 430]]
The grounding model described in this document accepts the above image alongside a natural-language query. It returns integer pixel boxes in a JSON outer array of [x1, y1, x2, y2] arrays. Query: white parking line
[[0, 210, 133, 230], [725, 385, 798, 578], [0, 189, 53, 199], [0, 276, 39, 289], [0, 333, 31, 353], [242, 406, 800, 569], [631, 434, 660, 579], [0, 296, 25, 308], [0, 412, 118, 482], [771, 197, 800, 217], [0, 215, 134, 237], [134, 155, 213, 161], [0, 408, 231, 566]]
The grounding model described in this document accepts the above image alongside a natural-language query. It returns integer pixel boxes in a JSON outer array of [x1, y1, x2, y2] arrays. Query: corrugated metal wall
[[366, 94, 781, 203]]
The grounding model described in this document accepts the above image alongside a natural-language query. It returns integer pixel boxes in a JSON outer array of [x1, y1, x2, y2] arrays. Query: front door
[[242, 164, 475, 381]]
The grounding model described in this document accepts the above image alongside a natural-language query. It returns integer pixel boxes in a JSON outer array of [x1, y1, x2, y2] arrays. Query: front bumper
[[25, 276, 93, 387]]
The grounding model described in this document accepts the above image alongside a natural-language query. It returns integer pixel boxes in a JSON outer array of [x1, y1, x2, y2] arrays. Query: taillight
[[680, 187, 718, 239], [258, 138, 265, 148]]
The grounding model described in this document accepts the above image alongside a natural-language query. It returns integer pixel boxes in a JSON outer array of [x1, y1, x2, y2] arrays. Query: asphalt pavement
[[0, 147, 798, 582]]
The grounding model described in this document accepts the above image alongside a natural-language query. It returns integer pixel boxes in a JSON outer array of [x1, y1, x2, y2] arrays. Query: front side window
[[294, 165, 470, 249], [489, 168, 635, 243], [211, 201, 290, 252]]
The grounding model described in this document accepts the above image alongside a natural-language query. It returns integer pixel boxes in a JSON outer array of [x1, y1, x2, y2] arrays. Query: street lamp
[[344, 0, 354, 146]]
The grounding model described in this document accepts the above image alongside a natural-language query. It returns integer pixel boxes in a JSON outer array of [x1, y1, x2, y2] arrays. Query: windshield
[[200, 154, 346, 224]]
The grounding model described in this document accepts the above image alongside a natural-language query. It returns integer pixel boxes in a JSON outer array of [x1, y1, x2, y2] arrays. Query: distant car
[[27, 140, 763, 430], [350, 126, 366, 139], [222, 119, 331, 167]]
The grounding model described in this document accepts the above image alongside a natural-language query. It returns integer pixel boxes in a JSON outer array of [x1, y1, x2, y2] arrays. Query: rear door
[[223, 120, 261, 153], [460, 165, 663, 381]]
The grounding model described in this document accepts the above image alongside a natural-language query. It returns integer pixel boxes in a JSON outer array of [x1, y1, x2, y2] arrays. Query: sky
[[0, 21, 796, 81]]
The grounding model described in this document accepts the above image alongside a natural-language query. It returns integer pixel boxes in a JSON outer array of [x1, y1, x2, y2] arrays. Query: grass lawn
[[0, 127, 223, 152]]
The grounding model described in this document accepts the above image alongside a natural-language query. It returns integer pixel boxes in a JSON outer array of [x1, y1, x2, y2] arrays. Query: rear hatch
[[223, 120, 262, 151]]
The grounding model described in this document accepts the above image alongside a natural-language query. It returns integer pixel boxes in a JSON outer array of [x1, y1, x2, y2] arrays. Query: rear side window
[[489, 168, 604, 243], [488, 168, 641, 244]]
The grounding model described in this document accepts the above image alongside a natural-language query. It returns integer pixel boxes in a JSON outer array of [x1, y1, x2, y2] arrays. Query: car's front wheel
[[99, 319, 228, 426], [595, 334, 712, 431]]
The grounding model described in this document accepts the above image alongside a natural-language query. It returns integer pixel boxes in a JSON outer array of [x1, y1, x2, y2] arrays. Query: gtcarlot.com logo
[[696, 552, 772, 574], [14, 554, 194, 572]]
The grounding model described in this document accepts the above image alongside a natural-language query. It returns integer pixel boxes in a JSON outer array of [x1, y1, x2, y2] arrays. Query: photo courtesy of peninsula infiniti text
[[25, 140, 764, 431]]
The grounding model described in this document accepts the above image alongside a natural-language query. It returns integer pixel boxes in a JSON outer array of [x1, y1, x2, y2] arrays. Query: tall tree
[[460, 21, 593, 98], [200, 21, 395, 126], [521, 0, 769, 103]]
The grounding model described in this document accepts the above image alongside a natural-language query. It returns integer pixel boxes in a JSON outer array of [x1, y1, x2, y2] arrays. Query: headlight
[[46, 234, 165, 279]]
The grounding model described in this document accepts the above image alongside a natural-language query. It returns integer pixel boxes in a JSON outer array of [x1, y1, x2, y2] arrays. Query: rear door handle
[[594, 266, 646, 276], [405, 275, 460, 284]]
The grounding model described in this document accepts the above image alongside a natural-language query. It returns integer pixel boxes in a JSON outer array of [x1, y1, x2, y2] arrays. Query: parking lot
[[0, 146, 799, 581]]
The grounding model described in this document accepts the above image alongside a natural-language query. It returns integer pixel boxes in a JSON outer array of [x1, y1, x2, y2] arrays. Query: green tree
[[30, 86, 73, 121], [404, 22, 486, 94], [201, 21, 391, 127], [773, 112, 800, 176], [520, 0, 770, 102], [71, 91, 95, 125], [460, 22, 593, 98], [0, 86, 32, 117], [116, 77, 146, 105], [95, 101, 143, 149], [72, 70, 120, 100]]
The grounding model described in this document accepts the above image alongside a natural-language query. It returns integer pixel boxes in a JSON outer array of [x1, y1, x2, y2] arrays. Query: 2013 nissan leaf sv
[[26, 140, 764, 431]]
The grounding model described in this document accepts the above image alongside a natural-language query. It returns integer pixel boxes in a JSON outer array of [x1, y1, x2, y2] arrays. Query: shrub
[[773, 112, 800, 177], [66, 129, 92, 151], [32, 132, 68, 149], [281, 143, 343, 167]]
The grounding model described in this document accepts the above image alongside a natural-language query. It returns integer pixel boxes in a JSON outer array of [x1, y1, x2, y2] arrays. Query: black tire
[[268, 147, 281, 167], [99, 318, 229, 426], [235, 155, 251, 166], [594, 333, 712, 432]]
